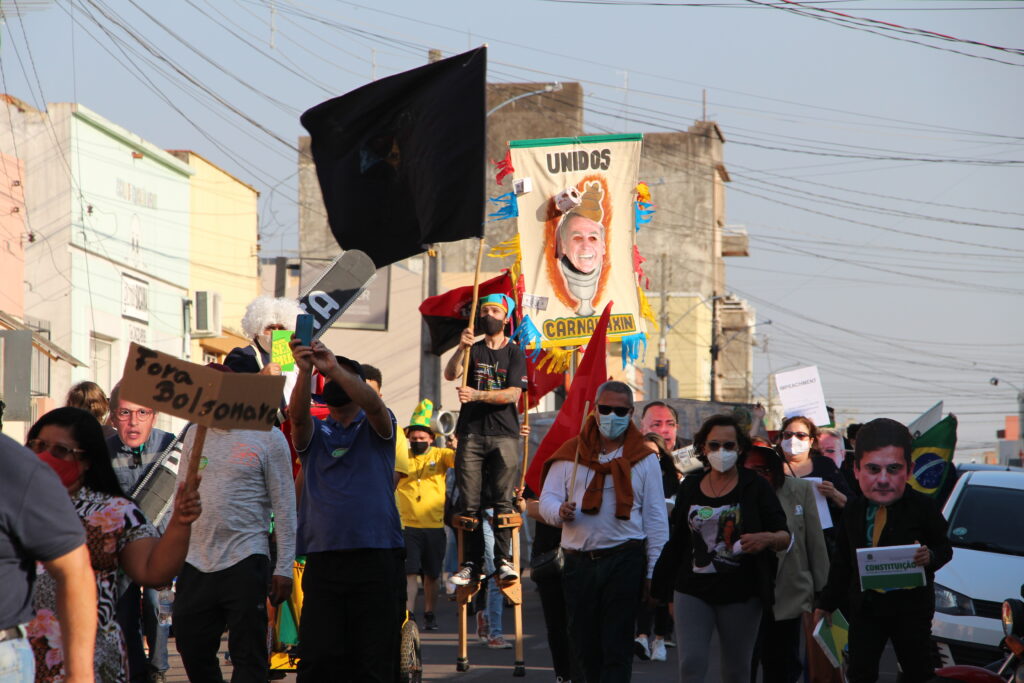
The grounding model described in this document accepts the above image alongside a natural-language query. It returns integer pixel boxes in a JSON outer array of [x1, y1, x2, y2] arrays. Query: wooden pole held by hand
[[185, 425, 207, 493], [519, 409, 530, 490], [566, 401, 591, 503], [460, 238, 486, 387]]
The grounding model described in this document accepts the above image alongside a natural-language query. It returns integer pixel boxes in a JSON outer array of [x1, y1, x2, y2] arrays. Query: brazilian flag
[[909, 415, 958, 498]]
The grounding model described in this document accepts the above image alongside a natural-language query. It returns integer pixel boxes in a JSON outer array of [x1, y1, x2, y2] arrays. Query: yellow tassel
[[537, 347, 573, 374], [638, 287, 658, 329], [636, 182, 652, 205], [488, 235, 521, 260]]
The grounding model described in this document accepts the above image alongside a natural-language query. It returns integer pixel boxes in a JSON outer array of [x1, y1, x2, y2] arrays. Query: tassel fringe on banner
[[636, 182, 652, 205], [620, 332, 647, 368], [488, 235, 524, 307], [492, 150, 514, 186], [511, 315, 543, 361], [537, 347, 574, 375], [637, 287, 658, 329], [488, 192, 519, 222], [634, 181, 655, 232], [632, 245, 650, 290]]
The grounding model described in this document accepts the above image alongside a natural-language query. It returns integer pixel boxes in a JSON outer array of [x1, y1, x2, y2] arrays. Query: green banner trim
[[509, 133, 643, 148], [860, 572, 926, 591]]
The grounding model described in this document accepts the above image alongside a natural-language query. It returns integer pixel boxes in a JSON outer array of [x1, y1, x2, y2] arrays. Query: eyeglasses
[[597, 405, 631, 417], [114, 408, 154, 421], [747, 464, 773, 475], [782, 431, 810, 440], [705, 441, 737, 452], [26, 439, 85, 461]]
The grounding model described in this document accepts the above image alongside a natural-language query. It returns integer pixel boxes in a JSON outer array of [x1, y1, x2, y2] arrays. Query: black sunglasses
[[596, 404, 631, 417], [705, 441, 737, 452]]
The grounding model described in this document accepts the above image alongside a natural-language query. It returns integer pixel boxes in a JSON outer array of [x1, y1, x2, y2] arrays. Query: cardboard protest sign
[[774, 366, 830, 427], [271, 330, 296, 371], [856, 544, 925, 591], [120, 343, 285, 431], [511, 134, 646, 347]]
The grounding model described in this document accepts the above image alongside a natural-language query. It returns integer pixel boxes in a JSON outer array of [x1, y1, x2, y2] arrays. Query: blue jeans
[[0, 633, 33, 683], [481, 511, 504, 638]]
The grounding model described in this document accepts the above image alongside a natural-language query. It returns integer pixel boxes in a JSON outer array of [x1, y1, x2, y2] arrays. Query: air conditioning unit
[[193, 291, 222, 338]]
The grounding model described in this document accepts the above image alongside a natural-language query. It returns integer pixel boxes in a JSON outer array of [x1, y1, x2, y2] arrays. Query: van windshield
[[946, 484, 1024, 556]]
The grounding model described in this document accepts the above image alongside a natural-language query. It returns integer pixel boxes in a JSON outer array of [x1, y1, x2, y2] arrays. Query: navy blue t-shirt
[[0, 434, 85, 629]]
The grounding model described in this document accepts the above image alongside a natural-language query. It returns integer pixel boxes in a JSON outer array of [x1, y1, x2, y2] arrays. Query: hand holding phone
[[295, 313, 314, 347]]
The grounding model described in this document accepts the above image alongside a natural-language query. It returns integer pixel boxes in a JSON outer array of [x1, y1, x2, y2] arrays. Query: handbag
[[529, 547, 565, 583]]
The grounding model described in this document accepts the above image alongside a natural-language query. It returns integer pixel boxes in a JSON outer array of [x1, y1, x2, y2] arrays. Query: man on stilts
[[444, 293, 528, 587]]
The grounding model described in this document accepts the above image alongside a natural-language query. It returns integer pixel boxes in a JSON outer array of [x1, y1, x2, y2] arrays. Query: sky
[[2, 0, 1022, 454]]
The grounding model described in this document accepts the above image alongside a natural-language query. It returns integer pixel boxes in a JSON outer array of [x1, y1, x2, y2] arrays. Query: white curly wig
[[241, 296, 304, 339]]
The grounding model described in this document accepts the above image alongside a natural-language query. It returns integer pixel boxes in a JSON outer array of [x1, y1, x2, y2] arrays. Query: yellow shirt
[[394, 429, 410, 477], [396, 446, 456, 528]]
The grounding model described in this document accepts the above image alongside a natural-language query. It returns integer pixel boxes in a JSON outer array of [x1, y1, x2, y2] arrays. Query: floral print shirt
[[28, 487, 157, 682]]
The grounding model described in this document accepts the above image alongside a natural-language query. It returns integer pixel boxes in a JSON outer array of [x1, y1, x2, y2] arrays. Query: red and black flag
[[418, 272, 514, 355], [301, 47, 487, 268]]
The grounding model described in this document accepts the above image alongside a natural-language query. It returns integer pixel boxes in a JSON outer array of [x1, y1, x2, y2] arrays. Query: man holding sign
[[287, 339, 403, 682], [814, 418, 952, 683]]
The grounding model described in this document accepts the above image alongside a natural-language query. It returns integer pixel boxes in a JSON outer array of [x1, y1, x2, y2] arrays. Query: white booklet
[[856, 544, 925, 591]]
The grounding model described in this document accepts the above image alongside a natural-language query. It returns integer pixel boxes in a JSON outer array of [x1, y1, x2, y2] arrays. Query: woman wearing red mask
[[24, 407, 202, 682]]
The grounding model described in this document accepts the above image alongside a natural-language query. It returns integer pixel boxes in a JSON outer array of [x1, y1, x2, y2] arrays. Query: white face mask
[[707, 449, 738, 473], [256, 331, 273, 351], [782, 437, 811, 457]]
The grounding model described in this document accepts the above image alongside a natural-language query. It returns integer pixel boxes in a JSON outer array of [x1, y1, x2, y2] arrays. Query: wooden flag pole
[[460, 237, 487, 386], [519, 408, 531, 490], [184, 425, 207, 492], [566, 401, 591, 503]]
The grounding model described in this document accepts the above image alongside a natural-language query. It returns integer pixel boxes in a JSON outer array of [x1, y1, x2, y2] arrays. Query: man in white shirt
[[539, 381, 669, 683]]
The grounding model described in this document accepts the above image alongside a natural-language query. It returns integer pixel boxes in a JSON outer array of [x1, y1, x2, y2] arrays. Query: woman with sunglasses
[[744, 445, 829, 683], [776, 416, 851, 532], [23, 407, 202, 682], [652, 414, 789, 683]]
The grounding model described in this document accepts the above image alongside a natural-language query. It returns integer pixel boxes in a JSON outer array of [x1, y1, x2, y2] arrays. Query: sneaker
[[149, 673, 167, 683], [664, 636, 676, 648], [650, 638, 667, 662], [476, 611, 489, 643], [634, 635, 650, 661], [423, 611, 438, 631], [496, 560, 518, 583], [487, 635, 513, 649], [450, 563, 477, 586]]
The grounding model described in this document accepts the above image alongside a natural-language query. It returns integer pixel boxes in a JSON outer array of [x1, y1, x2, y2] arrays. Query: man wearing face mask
[[288, 339, 404, 681], [443, 294, 528, 587], [814, 418, 952, 683], [395, 400, 455, 631], [538, 382, 670, 682]]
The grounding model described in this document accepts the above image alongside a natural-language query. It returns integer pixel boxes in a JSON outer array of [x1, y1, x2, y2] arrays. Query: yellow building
[[169, 151, 259, 362]]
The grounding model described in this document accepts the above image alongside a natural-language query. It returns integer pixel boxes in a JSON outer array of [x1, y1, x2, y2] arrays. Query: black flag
[[301, 47, 486, 268]]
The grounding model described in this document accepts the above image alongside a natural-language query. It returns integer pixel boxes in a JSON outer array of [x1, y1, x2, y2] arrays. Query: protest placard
[[856, 544, 925, 591], [119, 343, 285, 431], [774, 366, 830, 427], [271, 330, 296, 371], [803, 477, 834, 530]]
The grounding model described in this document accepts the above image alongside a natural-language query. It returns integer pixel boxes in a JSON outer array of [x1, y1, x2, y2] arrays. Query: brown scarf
[[540, 415, 653, 520]]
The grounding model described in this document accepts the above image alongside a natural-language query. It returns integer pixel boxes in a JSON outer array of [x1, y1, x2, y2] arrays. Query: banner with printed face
[[511, 134, 645, 347]]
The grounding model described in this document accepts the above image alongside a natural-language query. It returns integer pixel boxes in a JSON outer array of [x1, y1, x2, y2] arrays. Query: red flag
[[519, 349, 566, 411], [419, 272, 514, 355], [524, 302, 611, 493]]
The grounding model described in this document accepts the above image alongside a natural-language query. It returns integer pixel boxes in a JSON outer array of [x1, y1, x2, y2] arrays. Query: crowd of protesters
[[0, 294, 952, 683]]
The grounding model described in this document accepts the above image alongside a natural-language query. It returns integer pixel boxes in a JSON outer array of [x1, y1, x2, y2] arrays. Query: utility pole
[[656, 254, 670, 399], [709, 293, 720, 402]]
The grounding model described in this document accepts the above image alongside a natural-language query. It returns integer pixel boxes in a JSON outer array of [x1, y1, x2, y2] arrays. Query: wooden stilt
[[496, 512, 525, 677], [454, 515, 480, 672]]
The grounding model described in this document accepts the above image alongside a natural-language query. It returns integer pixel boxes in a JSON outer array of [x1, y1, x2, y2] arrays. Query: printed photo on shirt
[[689, 503, 743, 574]]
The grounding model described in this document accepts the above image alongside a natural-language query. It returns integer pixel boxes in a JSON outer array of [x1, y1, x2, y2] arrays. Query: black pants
[[751, 612, 802, 683], [297, 548, 404, 683], [848, 610, 934, 683], [455, 434, 520, 569], [635, 601, 671, 639], [535, 575, 581, 682], [173, 554, 270, 683], [562, 542, 645, 683]]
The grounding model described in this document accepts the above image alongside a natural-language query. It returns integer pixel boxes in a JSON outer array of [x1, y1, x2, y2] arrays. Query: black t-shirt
[[455, 339, 528, 437], [677, 484, 757, 604], [0, 434, 86, 629]]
